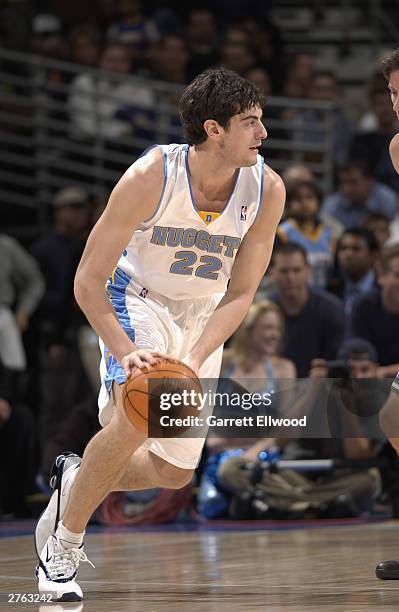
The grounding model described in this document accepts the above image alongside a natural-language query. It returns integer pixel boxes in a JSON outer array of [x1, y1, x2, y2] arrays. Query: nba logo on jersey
[[206, 214, 212, 223], [240, 206, 247, 221], [139, 287, 148, 298]]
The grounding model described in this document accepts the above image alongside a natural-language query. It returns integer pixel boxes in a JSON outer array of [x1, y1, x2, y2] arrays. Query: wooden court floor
[[2, 522, 399, 611]]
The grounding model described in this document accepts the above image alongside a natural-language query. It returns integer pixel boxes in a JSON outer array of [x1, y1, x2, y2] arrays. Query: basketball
[[122, 357, 203, 437]]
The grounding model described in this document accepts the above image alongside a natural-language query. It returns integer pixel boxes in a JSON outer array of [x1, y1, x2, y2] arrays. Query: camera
[[325, 359, 350, 379]]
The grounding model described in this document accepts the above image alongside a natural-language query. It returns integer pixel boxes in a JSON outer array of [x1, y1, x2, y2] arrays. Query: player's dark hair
[[381, 48, 399, 80], [179, 67, 266, 145]]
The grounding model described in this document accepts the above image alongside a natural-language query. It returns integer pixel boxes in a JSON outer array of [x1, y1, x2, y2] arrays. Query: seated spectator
[[294, 71, 353, 166], [245, 66, 272, 97], [350, 243, 399, 377], [350, 85, 399, 190], [69, 43, 155, 142], [107, 0, 159, 62], [282, 163, 315, 186], [199, 300, 296, 518], [358, 71, 391, 133], [31, 187, 93, 449], [241, 17, 286, 93], [282, 52, 315, 99], [209, 300, 296, 452], [146, 34, 189, 84], [217, 26, 257, 76], [277, 180, 335, 289], [186, 8, 220, 81], [322, 161, 397, 229], [0, 233, 44, 372], [0, 360, 36, 517], [328, 228, 379, 327], [300, 337, 388, 459], [364, 212, 391, 249], [69, 25, 102, 68], [269, 242, 345, 376]]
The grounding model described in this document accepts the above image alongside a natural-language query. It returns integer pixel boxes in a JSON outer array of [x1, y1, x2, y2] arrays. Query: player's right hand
[[121, 349, 167, 377]]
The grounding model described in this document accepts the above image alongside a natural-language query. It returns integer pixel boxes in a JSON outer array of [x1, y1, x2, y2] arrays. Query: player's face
[[250, 311, 282, 355], [388, 70, 399, 119], [222, 106, 267, 167]]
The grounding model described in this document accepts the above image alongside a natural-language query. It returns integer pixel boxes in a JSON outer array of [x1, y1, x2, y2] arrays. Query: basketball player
[[374, 49, 399, 580], [35, 67, 285, 600]]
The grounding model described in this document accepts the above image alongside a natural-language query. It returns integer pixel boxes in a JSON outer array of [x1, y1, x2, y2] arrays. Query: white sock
[[56, 520, 85, 549]]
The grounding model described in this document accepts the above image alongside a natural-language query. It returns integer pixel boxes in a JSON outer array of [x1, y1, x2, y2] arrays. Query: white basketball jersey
[[117, 143, 264, 300]]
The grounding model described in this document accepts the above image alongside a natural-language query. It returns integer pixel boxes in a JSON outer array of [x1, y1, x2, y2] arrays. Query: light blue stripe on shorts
[[103, 267, 135, 394]]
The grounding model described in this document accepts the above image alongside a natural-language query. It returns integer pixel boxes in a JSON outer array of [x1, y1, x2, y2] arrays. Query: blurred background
[[2, 0, 399, 524]]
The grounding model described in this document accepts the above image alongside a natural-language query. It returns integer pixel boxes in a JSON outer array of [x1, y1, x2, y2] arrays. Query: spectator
[[146, 34, 189, 84], [245, 66, 272, 97], [0, 360, 36, 517], [69, 25, 102, 67], [218, 26, 256, 76], [0, 233, 44, 371], [241, 17, 286, 93], [358, 71, 391, 133], [209, 300, 296, 453], [186, 8, 220, 81], [364, 212, 391, 249], [277, 180, 335, 288], [305, 337, 388, 459], [31, 187, 93, 448], [31, 187, 91, 350], [69, 43, 155, 142], [107, 0, 159, 62], [294, 71, 353, 166], [199, 300, 296, 518], [328, 228, 379, 330], [283, 52, 315, 99], [282, 163, 315, 186], [322, 161, 397, 229], [350, 85, 399, 190], [31, 13, 69, 61], [270, 242, 345, 376], [350, 243, 399, 377]]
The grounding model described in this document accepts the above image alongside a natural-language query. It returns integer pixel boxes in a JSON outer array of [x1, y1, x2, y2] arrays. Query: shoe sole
[[376, 569, 399, 580]]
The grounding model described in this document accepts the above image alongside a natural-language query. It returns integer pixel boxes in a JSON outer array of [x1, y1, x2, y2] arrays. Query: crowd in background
[[1, 0, 399, 520]]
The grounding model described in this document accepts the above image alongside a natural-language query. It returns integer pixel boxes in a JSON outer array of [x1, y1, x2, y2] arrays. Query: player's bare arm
[[187, 165, 285, 372], [74, 148, 167, 373]]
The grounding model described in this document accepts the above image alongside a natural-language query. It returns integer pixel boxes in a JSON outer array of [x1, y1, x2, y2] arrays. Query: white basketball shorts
[[98, 267, 224, 469]]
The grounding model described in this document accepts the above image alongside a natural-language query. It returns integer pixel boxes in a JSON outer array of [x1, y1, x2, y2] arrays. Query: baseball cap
[[32, 14, 61, 35], [53, 187, 89, 208], [337, 338, 378, 363]]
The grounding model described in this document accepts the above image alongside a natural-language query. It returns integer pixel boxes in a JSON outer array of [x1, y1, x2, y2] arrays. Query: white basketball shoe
[[35, 453, 81, 558], [37, 534, 94, 601]]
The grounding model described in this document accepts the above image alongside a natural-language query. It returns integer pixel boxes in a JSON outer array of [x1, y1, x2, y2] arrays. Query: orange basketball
[[122, 357, 202, 437]]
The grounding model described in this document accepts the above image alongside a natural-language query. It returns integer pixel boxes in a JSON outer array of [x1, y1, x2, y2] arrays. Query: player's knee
[[165, 466, 194, 489], [151, 455, 193, 489]]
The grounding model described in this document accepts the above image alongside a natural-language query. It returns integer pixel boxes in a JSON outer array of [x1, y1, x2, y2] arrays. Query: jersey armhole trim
[[142, 144, 168, 223], [255, 156, 265, 219]]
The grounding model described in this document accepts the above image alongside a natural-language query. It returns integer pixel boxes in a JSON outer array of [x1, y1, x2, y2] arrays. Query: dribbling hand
[[121, 350, 167, 377]]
